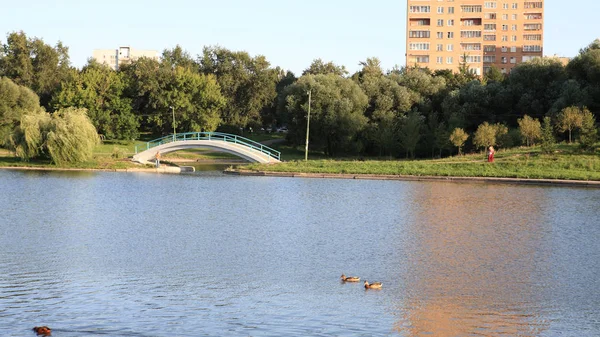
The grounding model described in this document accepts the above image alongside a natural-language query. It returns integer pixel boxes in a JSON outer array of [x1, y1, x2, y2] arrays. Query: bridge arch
[[132, 132, 281, 165]]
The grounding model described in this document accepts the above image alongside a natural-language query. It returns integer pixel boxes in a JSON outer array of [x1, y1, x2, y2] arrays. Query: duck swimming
[[364, 280, 382, 289], [32, 326, 51, 336], [340, 274, 360, 282]]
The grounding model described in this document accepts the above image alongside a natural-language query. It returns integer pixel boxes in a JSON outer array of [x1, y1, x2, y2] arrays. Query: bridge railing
[[135, 132, 281, 161]]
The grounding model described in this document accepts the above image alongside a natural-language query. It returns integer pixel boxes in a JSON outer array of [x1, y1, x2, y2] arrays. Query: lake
[[1, 169, 599, 336]]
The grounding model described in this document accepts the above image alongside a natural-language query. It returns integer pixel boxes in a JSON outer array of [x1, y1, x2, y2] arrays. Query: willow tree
[[0, 77, 41, 148], [11, 107, 98, 164]]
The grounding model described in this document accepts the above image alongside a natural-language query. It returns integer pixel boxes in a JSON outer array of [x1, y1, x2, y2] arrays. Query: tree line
[[1, 31, 599, 163]]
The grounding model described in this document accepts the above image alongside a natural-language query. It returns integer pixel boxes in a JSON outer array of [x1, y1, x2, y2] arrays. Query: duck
[[32, 326, 51, 336], [364, 280, 383, 289], [340, 274, 360, 282]]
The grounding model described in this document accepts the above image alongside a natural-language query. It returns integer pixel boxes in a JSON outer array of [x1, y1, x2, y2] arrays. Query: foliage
[[473, 122, 508, 150], [449, 128, 469, 155], [199, 46, 279, 128], [517, 115, 541, 146], [540, 117, 556, 154], [302, 59, 348, 77], [557, 106, 584, 143], [579, 109, 598, 151], [281, 74, 368, 156], [53, 62, 139, 140], [398, 110, 424, 158], [0, 77, 42, 147], [11, 107, 98, 164]]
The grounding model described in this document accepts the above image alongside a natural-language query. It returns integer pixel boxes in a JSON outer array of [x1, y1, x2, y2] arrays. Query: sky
[[1, 0, 599, 75]]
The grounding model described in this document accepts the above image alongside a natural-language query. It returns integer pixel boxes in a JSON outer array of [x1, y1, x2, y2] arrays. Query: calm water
[[1, 169, 599, 336]]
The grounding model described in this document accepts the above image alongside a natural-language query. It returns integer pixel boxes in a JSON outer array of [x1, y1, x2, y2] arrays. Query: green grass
[[242, 144, 600, 181]]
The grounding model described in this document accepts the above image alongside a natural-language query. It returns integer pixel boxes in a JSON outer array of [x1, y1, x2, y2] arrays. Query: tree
[[281, 74, 368, 156], [484, 65, 505, 83], [398, 110, 424, 158], [199, 46, 279, 128], [473, 122, 508, 150], [53, 62, 139, 140], [557, 106, 584, 143], [449, 127, 469, 155], [0, 77, 42, 148], [10, 107, 99, 164], [0, 31, 71, 109], [579, 108, 598, 151], [540, 116, 556, 154], [302, 59, 348, 77], [517, 115, 541, 146]]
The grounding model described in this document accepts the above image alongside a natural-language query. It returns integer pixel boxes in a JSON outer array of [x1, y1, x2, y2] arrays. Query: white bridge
[[132, 132, 281, 165]]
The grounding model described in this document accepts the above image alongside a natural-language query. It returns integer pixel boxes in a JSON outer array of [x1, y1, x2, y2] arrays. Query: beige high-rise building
[[406, 0, 544, 75], [92, 46, 159, 70]]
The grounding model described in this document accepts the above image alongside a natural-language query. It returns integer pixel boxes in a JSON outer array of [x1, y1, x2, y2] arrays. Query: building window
[[511, 24, 517, 31], [484, 55, 496, 63], [523, 45, 542, 52], [437, 32, 444, 39], [524, 34, 542, 41], [437, 19, 444, 26], [448, 7, 454, 14], [436, 56, 443, 64], [503, 3, 508, 9], [484, 2, 496, 8], [409, 43, 431, 51], [410, 6, 431, 13], [502, 35, 508, 41], [447, 44, 453, 51], [525, 13, 542, 20], [524, 2, 543, 9], [511, 35, 517, 42], [484, 24, 496, 31], [501, 57, 507, 64], [511, 46, 517, 52], [447, 57, 453, 64], [462, 55, 482, 63], [437, 44, 443, 51], [484, 45, 496, 52], [512, 14, 517, 20], [448, 32, 454, 38], [512, 3, 518, 9], [524, 24, 542, 31], [409, 31, 431, 38], [438, 6, 444, 13], [502, 14, 508, 20], [502, 25, 508, 31], [415, 55, 430, 63], [448, 19, 454, 26], [485, 13, 497, 20], [461, 31, 482, 38], [483, 35, 497, 41], [461, 43, 482, 51], [510, 57, 517, 63], [461, 5, 482, 12]]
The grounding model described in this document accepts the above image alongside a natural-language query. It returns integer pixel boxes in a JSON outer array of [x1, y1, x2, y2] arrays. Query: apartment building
[[406, 0, 544, 75], [92, 46, 159, 70]]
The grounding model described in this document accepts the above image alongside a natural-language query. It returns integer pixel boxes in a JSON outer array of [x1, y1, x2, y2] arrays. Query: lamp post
[[170, 106, 176, 140], [305, 90, 311, 161]]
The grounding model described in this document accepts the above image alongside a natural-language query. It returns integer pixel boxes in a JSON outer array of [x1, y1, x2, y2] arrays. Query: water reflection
[[396, 183, 552, 336]]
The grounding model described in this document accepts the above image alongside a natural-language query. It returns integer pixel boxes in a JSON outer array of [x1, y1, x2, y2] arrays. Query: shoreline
[[3, 165, 600, 188], [224, 169, 600, 188]]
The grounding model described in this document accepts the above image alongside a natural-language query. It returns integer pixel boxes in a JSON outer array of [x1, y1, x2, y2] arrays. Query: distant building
[[406, 0, 544, 76], [92, 46, 158, 70]]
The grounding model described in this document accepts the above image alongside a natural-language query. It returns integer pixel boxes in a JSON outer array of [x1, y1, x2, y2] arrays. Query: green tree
[[11, 107, 98, 164], [579, 108, 598, 151], [449, 127, 469, 155], [0, 31, 71, 108], [517, 115, 542, 146], [540, 116, 556, 154], [52, 62, 139, 140], [0, 77, 42, 147], [473, 122, 507, 150], [398, 110, 424, 158], [557, 106, 584, 143], [302, 59, 348, 76], [483, 65, 505, 84], [282, 74, 368, 156], [199, 46, 279, 128]]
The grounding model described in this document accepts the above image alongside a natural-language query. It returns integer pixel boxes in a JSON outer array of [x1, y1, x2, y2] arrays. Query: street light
[[170, 106, 176, 140], [305, 90, 311, 161]]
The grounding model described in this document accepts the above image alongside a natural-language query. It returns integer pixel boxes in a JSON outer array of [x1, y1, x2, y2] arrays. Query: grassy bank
[[243, 145, 600, 181]]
